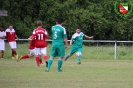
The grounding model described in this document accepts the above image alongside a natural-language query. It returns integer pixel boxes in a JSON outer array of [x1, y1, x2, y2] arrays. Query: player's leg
[[38, 55, 43, 64], [57, 45, 65, 72], [35, 48, 41, 67], [45, 45, 57, 72], [0, 41, 5, 59], [9, 42, 18, 59], [76, 52, 82, 64], [57, 57, 64, 72], [12, 42, 17, 57], [9, 42, 13, 58], [32, 49, 43, 65], [76, 48, 83, 64], [17, 49, 35, 62], [45, 56, 54, 72], [1, 50, 4, 59], [17, 54, 30, 62], [41, 47, 48, 67], [43, 47, 48, 61], [64, 45, 78, 61], [64, 54, 73, 61]]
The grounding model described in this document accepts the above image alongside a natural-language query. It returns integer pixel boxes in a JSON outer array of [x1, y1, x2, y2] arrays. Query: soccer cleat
[[45, 69, 49, 72], [12, 57, 15, 59], [40, 62, 44, 65], [64, 56, 69, 61], [36, 65, 40, 67], [17, 56, 22, 62], [77, 61, 81, 65], [15, 54, 19, 59], [46, 61, 48, 67], [58, 70, 62, 72]]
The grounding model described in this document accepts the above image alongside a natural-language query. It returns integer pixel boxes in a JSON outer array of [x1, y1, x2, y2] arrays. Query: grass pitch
[[0, 43, 133, 88], [0, 59, 133, 88]]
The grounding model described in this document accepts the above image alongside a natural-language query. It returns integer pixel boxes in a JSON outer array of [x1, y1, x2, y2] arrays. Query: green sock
[[47, 59, 53, 70], [77, 56, 81, 63], [57, 60, 63, 71]]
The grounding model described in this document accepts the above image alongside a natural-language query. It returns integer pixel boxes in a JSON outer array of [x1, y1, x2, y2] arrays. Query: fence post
[[114, 41, 117, 59]]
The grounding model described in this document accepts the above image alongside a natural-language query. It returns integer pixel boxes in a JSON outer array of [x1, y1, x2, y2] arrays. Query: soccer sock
[[39, 58, 42, 64], [35, 56, 40, 66], [22, 54, 30, 59], [47, 59, 53, 70], [1, 51, 4, 58], [14, 50, 17, 55], [77, 56, 82, 63], [44, 55, 48, 61], [64, 54, 70, 61], [57, 59, 63, 71], [12, 49, 14, 57], [12, 49, 17, 57]]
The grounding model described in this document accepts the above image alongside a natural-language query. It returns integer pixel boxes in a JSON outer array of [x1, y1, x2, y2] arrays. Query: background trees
[[0, 0, 133, 40]]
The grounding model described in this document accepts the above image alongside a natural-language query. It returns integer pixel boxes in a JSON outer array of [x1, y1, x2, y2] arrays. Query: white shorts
[[29, 49, 35, 55], [9, 42, 17, 49], [35, 47, 47, 55], [0, 41, 5, 50]]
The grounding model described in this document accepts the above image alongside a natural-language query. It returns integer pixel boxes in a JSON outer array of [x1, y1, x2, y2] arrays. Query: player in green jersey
[[64, 27, 93, 64], [45, 18, 68, 72]]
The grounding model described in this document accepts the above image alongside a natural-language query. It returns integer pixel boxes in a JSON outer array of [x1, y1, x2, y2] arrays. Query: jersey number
[[38, 34, 44, 40], [54, 31, 57, 39]]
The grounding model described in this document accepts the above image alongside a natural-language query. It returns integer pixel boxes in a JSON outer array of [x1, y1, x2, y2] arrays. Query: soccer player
[[17, 36, 44, 66], [64, 27, 93, 64], [5, 25, 19, 59], [45, 18, 68, 72], [31, 21, 48, 67], [0, 26, 6, 59]]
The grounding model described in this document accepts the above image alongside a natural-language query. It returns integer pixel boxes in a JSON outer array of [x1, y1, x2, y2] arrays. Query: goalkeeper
[[64, 27, 93, 64]]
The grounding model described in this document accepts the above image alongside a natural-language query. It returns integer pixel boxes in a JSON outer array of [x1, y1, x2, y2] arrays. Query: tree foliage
[[0, 0, 133, 40]]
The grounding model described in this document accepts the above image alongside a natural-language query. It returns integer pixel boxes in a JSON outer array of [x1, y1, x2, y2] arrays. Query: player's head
[[37, 20, 42, 27], [0, 26, 4, 31], [56, 18, 63, 25], [9, 24, 13, 30], [76, 27, 81, 34]]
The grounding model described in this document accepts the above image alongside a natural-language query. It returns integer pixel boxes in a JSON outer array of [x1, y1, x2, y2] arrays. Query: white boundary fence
[[18, 39, 133, 59]]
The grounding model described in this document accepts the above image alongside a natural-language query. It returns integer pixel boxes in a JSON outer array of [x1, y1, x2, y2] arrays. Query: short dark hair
[[9, 24, 13, 26], [57, 18, 63, 24], [0, 26, 4, 28], [37, 21, 42, 26], [76, 27, 81, 30]]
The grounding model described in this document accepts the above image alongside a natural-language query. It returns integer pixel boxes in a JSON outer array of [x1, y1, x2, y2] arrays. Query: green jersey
[[52, 25, 67, 44], [71, 32, 85, 48]]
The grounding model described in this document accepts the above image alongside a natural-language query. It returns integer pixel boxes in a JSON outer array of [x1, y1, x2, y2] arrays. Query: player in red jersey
[[17, 36, 43, 65], [31, 21, 48, 67], [5, 25, 19, 59]]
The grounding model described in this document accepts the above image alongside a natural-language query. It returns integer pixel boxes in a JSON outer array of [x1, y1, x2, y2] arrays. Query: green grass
[[0, 59, 133, 88], [0, 43, 133, 88], [4, 42, 133, 60]]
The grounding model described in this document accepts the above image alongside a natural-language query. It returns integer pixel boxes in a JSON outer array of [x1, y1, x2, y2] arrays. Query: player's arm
[[63, 28, 68, 49], [0, 32, 6, 39], [64, 37, 68, 49], [28, 35, 33, 40], [0, 36, 5, 39], [84, 35, 93, 39], [15, 33, 19, 40], [29, 34, 36, 40], [70, 40, 73, 46], [70, 34, 76, 46], [0, 35, 6, 39], [44, 30, 48, 39], [30, 30, 37, 40]]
